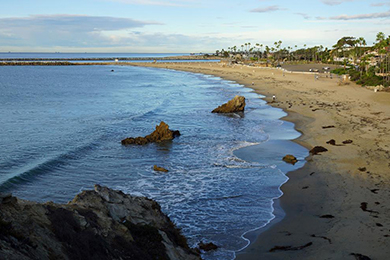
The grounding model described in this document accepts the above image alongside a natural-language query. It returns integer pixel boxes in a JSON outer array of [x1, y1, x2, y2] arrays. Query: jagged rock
[[154, 165, 169, 173], [212, 95, 246, 113], [122, 121, 181, 145], [198, 241, 218, 251], [309, 146, 328, 155], [0, 185, 200, 260], [282, 155, 298, 165]]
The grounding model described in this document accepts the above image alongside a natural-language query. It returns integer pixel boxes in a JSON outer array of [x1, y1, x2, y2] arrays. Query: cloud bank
[[0, 15, 161, 48], [0, 14, 231, 52]]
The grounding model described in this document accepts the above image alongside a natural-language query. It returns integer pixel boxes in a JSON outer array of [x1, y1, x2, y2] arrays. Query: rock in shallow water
[[121, 121, 181, 145], [0, 185, 200, 260], [154, 165, 169, 172], [212, 95, 246, 113], [282, 155, 298, 165]]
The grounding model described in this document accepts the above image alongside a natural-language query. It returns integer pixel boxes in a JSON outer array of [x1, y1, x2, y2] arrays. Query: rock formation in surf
[[282, 155, 298, 165], [0, 185, 200, 260], [154, 165, 169, 172], [212, 95, 246, 113], [121, 121, 181, 145]]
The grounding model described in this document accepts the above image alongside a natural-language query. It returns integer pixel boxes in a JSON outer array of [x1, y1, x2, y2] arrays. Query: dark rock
[[320, 214, 335, 219], [0, 185, 200, 260], [0, 193, 16, 205], [326, 139, 336, 145], [269, 242, 312, 252], [122, 121, 180, 145], [309, 146, 328, 155], [350, 253, 372, 260], [198, 241, 218, 251], [212, 95, 246, 113], [358, 167, 367, 172], [322, 125, 335, 129], [282, 155, 298, 165], [360, 202, 379, 214], [342, 139, 353, 144], [154, 165, 169, 173]]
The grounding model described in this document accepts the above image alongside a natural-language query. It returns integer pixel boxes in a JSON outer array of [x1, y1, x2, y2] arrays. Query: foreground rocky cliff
[[0, 185, 200, 260]]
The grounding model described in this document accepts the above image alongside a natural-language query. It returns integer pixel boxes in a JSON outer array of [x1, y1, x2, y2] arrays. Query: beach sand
[[130, 62, 390, 259]]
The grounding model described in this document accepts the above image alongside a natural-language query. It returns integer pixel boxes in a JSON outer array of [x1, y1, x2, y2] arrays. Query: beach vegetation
[[215, 31, 389, 88]]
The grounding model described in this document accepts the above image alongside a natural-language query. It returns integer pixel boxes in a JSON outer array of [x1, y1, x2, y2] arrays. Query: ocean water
[[0, 64, 307, 259]]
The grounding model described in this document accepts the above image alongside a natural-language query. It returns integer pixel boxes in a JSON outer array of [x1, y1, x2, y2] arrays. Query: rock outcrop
[[198, 241, 218, 252], [282, 155, 298, 165], [122, 121, 181, 145], [212, 95, 246, 113], [0, 185, 200, 260]]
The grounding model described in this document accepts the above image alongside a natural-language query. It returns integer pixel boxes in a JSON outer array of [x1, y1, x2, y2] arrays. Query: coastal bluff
[[0, 185, 200, 260]]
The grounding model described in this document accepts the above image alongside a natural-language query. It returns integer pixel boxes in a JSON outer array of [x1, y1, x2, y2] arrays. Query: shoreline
[[129, 62, 390, 259]]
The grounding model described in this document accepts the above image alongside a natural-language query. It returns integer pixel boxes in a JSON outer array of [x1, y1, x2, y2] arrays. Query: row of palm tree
[[217, 41, 332, 64], [214, 32, 389, 86]]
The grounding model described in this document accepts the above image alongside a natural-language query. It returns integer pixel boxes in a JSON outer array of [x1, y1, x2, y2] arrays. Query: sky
[[0, 0, 389, 53]]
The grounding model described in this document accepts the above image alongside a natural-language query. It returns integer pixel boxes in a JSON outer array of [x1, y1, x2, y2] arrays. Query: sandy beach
[[131, 61, 390, 259]]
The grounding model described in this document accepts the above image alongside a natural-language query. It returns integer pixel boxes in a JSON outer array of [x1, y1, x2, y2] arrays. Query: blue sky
[[0, 0, 389, 53]]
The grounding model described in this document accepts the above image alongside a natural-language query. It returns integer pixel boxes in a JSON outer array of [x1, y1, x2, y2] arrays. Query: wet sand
[[130, 62, 390, 259]]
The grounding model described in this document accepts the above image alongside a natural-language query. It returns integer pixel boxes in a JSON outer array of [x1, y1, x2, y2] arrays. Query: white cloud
[[103, 0, 197, 7], [295, 13, 311, 19], [250, 5, 287, 13], [321, 0, 355, 6], [329, 10, 390, 20], [371, 2, 390, 6]]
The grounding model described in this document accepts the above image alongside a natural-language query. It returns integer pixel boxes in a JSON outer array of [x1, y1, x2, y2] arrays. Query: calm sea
[[0, 54, 307, 260]]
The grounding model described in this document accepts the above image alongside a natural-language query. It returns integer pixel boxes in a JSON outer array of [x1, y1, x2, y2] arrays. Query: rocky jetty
[[121, 121, 181, 145], [0, 185, 200, 260], [212, 95, 246, 113]]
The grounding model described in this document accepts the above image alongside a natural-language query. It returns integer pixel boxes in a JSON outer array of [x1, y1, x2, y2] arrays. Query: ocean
[[0, 54, 307, 260]]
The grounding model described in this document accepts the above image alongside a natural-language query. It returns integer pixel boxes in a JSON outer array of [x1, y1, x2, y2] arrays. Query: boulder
[[326, 139, 336, 145], [309, 146, 328, 155], [0, 185, 200, 260], [122, 121, 180, 145], [212, 95, 246, 113], [154, 165, 169, 173], [282, 155, 298, 165], [198, 241, 218, 251]]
